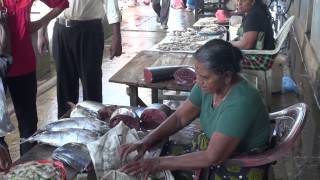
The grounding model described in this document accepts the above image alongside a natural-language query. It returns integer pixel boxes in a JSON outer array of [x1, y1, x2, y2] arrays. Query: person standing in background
[[152, 0, 170, 29], [0, 144, 10, 171], [0, 0, 68, 156], [52, 0, 122, 118]]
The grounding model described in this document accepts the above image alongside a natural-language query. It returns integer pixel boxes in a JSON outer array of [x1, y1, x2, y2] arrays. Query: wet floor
[[4, 1, 320, 179]]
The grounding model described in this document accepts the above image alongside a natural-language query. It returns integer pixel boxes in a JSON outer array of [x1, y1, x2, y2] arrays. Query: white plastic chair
[[240, 16, 295, 107], [241, 16, 295, 55], [225, 102, 307, 167]]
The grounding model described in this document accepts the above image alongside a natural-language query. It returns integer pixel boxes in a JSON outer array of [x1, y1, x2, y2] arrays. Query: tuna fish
[[37, 117, 109, 135], [21, 129, 100, 147], [70, 101, 107, 119]]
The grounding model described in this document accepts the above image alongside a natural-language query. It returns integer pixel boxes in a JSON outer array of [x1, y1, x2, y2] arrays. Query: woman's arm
[[119, 100, 200, 161], [142, 100, 200, 148], [30, 7, 65, 34], [120, 131, 241, 176], [159, 132, 240, 170], [231, 31, 258, 49]]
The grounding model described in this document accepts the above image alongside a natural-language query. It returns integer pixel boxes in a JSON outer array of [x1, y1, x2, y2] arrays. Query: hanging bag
[[0, 0, 10, 55], [0, 0, 11, 78]]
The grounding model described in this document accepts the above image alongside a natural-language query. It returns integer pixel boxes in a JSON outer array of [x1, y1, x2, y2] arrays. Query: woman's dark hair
[[194, 39, 242, 75], [255, 0, 272, 22]]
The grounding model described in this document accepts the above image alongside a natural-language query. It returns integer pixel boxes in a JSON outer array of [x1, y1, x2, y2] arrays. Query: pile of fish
[[70, 101, 173, 131], [6, 161, 64, 180], [169, 28, 207, 43], [193, 17, 229, 27], [199, 25, 227, 35], [157, 42, 202, 52], [156, 28, 210, 52]]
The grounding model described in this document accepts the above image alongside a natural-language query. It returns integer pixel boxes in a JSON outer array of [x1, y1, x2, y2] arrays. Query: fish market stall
[[12, 102, 170, 180]]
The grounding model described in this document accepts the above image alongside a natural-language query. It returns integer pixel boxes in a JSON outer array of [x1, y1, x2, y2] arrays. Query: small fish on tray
[[169, 28, 207, 43], [157, 42, 202, 52], [193, 17, 229, 27], [198, 25, 227, 35]]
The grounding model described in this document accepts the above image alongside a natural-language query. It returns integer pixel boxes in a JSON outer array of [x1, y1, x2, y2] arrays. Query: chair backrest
[[241, 16, 295, 55], [225, 102, 307, 167], [273, 16, 295, 53]]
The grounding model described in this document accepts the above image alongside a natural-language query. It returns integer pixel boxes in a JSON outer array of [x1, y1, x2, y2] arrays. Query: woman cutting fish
[[119, 39, 271, 180]]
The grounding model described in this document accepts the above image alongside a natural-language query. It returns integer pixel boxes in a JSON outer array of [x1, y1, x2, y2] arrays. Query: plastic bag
[[282, 75, 298, 93], [87, 122, 174, 180], [0, 79, 14, 137]]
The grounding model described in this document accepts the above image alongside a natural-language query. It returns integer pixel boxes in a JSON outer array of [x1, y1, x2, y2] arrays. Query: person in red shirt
[[0, 0, 68, 156]]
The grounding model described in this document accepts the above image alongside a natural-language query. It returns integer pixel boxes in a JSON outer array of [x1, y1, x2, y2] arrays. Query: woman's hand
[[110, 34, 122, 59], [120, 158, 160, 180], [119, 141, 148, 161], [29, 20, 45, 34], [37, 27, 49, 56], [110, 22, 122, 60], [0, 145, 11, 171]]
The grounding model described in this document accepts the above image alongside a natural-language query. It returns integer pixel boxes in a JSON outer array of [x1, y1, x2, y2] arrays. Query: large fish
[[70, 101, 106, 119], [52, 143, 91, 172], [22, 129, 100, 147], [38, 117, 109, 135], [70, 101, 118, 122]]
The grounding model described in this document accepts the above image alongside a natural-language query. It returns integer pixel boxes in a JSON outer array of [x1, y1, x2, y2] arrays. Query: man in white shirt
[[51, 0, 122, 118]]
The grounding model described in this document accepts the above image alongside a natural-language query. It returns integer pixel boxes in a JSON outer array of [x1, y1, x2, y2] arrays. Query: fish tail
[[20, 136, 35, 144], [20, 138, 29, 144]]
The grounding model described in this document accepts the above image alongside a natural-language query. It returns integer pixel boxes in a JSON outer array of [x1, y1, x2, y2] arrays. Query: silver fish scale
[[70, 105, 99, 119], [38, 117, 109, 135], [23, 129, 100, 147]]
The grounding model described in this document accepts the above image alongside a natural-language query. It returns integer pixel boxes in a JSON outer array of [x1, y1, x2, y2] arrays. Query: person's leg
[[77, 21, 103, 103], [52, 22, 80, 118], [6, 72, 38, 155], [160, 0, 170, 27], [152, 0, 161, 17]]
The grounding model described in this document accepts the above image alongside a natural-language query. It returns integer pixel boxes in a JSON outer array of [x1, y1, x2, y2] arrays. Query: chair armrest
[[241, 49, 277, 55]]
